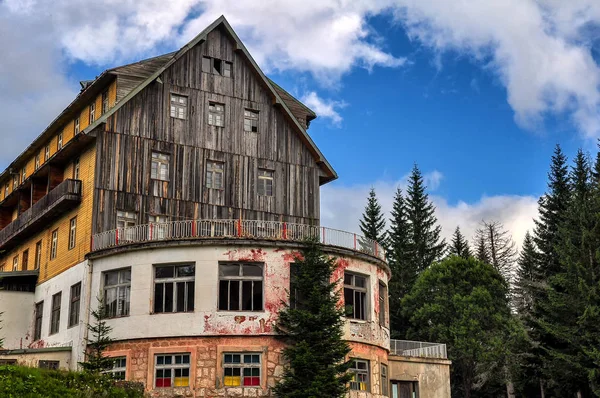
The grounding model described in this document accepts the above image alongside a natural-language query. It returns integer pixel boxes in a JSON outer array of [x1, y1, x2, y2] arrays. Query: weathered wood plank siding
[[94, 27, 321, 233]]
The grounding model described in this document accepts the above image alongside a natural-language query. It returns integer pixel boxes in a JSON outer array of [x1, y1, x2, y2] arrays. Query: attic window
[[202, 56, 232, 78]]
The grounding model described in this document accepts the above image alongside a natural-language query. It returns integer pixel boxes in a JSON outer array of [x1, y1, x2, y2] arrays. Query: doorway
[[391, 381, 418, 398]]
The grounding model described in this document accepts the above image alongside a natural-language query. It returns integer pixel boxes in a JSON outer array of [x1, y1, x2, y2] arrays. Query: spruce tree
[[80, 298, 115, 374], [448, 226, 471, 259], [274, 240, 352, 398], [475, 235, 490, 264], [405, 164, 445, 271], [359, 188, 387, 247], [386, 188, 413, 338], [514, 232, 537, 317]]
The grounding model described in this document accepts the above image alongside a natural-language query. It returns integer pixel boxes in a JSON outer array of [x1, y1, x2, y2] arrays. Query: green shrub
[[0, 365, 145, 397]]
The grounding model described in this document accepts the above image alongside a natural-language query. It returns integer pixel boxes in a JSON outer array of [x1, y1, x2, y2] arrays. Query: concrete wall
[[0, 348, 72, 370], [90, 244, 390, 350], [0, 291, 34, 349], [388, 355, 452, 398]]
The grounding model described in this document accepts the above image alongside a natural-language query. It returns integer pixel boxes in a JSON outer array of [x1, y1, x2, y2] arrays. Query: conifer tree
[[474, 235, 490, 264], [448, 226, 471, 259], [359, 188, 387, 253], [514, 232, 537, 317], [80, 298, 115, 374], [405, 164, 445, 271], [386, 188, 413, 337], [274, 240, 352, 398], [474, 220, 518, 284]]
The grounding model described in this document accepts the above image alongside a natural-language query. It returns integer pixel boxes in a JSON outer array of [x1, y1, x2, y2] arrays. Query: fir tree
[[405, 164, 445, 271], [80, 297, 115, 374], [448, 226, 471, 259], [359, 188, 387, 243], [386, 188, 413, 338], [474, 235, 490, 264], [514, 232, 537, 317], [274, 240, 352, 398]]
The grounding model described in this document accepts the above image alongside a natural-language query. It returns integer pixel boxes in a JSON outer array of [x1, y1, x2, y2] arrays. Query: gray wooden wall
[[93, 27, 323, 233]]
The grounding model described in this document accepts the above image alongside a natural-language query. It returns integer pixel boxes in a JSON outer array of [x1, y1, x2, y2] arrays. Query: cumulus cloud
[[320, 176, 538, 251], [301, 92, 347, 126]]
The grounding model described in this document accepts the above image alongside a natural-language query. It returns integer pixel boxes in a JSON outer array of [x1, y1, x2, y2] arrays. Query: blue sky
[[2, 1, 600, 246]]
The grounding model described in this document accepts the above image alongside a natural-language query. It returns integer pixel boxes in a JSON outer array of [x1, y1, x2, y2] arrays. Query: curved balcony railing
[[390, 339, 448, 359], [91, 219, 386, 261]]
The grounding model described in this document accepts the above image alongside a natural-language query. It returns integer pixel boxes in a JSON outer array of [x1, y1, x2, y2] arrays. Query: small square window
[[105, 356, 127, 380], [218, 263, 264, 311], [208, 102, 225, 127], [155, 354, 190, 388], [244, 110, 259, 133], [170, 94, 187, 120]]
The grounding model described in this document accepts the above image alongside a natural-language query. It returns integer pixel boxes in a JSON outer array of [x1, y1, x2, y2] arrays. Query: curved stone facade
[[90, 241, 390, 396]]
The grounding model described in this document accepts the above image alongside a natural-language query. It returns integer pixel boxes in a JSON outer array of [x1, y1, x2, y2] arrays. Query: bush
[[0, 365, 145, 398]]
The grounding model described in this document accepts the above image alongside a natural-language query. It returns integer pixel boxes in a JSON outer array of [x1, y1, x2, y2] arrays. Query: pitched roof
[[83, 15, 337, 184]]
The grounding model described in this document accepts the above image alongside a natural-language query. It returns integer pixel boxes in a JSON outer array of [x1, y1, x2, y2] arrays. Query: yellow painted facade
[[0, 78, 116, 283]]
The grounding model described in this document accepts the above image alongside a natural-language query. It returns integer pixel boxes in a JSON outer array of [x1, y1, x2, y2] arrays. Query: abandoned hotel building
[[0, 16, 450, 398]]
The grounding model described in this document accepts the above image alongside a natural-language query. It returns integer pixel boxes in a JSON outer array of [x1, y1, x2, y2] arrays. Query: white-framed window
[[50, 292, 61, 335], [151, 152, 170, 181], [89, 102, 96, 123], [68, 282, 81, 328], [257, 169, 273, 196], [344, 272, 368, 320], [155, 353, 191, 388], [44, 145, 50, 161], [106, 357, 126, 380], [381, 363, 389, 396], [21, 168, 26, 182], [50, 229, 58, 260], [34, 240, 42, 269], [12, 256, 18, 271], [154, 264, 195, 313], [73, 158, 80, 180], [218, 263, 263, 311], [170, 94, 187, 120], [102, 90, 109, 114], [350, 359, 370, 391], [379, 281, 387, 327], [35, 154, 40, 170], [68, 217, 77, 250], [117, 210, 137, 228], [223, 353, 261, 387], [103, 268, 131, 318], [74, 117, 80, 135], [22, 249, 28, 271], [244, 110, 259, 133], [57, 133, 63, 150], [202, 57, 232, 77], [149, 215, 170, 239], [208, 102, 224, 127], [206, 160, 224, 189], [12, 174, 19, 189], [4, 183, 8, 197], [34, 301, 43, 340]]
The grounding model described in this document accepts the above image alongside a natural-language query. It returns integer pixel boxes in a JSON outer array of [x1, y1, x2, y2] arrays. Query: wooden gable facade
[[92, 24, 329, 232]]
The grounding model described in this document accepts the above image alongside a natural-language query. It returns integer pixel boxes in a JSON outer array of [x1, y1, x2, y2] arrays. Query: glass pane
[[120, 269, 131, 283], [354, 275, 366, 288], [344, 273, 353, 285], [242, 281, 253, 311], [105, 272, 118, 286], [230, 281, 240, 311], [156, 266, 174, 279], [187, 282, 195, 312], [154, 283, 164, 313], [157, 356, 164, 365], [177, 265, 195, 277], [232, 354, 241, 364], [164, 356, 172, 365], [220, 264, 240, 277], [183, 355, 190, 364], [242, 264, 262, 277], [218, 281, 229, 310], [224, 354, 232, 364], [164, 282, 173, 312], [176, 282, 185, 312], [254, 281, 263, 310]]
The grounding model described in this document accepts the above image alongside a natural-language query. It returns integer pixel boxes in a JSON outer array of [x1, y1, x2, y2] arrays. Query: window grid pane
[[104, 269, 131, 318], [218, 263, 263, 312], [208, 103, 225, 127], [154, 265, 195, 313], [170, 94, 187, 120], [223, 352, 261, 387], [155, 354, 190, 388]]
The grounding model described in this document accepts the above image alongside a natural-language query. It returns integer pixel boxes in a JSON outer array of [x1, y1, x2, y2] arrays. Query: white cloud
[[301, 92, 347, 126], [320, 176, 538, 251]]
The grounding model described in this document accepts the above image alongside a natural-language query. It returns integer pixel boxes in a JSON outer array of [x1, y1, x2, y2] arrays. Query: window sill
[[105, 315, 130, 320], [344, 318, 369, 324]]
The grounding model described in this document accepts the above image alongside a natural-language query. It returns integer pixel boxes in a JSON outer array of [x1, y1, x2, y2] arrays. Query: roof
[[1, 16, 337, 184]]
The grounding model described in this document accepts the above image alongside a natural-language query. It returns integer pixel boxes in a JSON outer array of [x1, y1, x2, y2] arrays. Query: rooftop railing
[[390, 339, 448, 359], [91, 219, 386, 261]]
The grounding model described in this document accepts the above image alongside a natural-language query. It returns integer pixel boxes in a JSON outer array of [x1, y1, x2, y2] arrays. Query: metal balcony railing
[[91, 219, 386, 261], [390, 339, 448, 359], [0, 179, 82, 249]]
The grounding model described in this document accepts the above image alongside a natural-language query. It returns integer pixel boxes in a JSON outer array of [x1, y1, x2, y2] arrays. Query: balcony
[[390, 339, 448, 359], [0, 179, 82, 251], [91, 219, 386, 261]]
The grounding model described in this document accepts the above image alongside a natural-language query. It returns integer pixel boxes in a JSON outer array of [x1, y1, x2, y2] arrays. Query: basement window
[[103, 268, 131, 318], [223, 353, 261, 387], [153, 264, 195, 314], [38, 360, 60, 370], [344, 272, 368, 321], [218, 263, 263, 311], [155, 353, 190, 388], [349, 359, 370, 391]]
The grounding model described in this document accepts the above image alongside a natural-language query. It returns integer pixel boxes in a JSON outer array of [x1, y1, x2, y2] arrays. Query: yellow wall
[[0, 79, 116, 201], [0, 144, 96, 283]]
